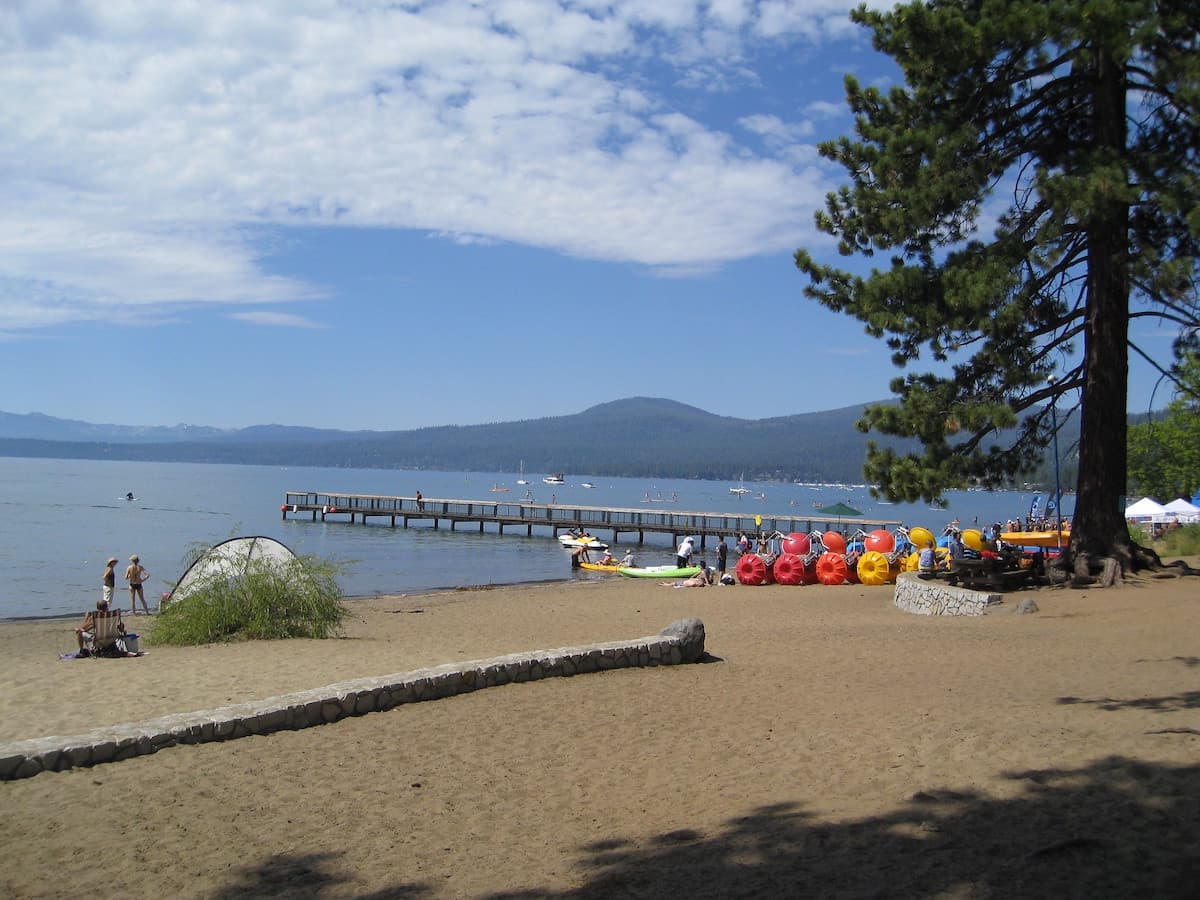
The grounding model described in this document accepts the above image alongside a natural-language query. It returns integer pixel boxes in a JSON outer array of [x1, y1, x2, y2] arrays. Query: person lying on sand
[[665, 561, 712, 587]]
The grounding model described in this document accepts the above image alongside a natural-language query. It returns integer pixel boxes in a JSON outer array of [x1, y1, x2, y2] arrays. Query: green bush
[[1128, 523, 1151, 545], [151, 553, 348, 645], [1155, 524, 1200, 558]]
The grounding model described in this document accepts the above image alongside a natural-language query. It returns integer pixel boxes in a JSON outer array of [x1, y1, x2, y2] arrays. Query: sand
[[2, 570, 1199, 898]]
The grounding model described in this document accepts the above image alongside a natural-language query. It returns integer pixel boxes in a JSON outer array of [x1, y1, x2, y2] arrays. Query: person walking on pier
[[415, 490, 424, 511], [125, 555, 150, 615]]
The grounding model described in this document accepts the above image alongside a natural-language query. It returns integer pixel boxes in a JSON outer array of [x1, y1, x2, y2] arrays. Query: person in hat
[[676, 535, 695, 569], [74, 597, 138, 657], [102, 557, 118, 608], [124, 555, 150, 615]]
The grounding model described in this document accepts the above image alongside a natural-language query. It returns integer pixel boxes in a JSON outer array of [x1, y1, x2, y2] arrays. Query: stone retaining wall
[[0, 617, 706, 781], [893, 572, 1000, 616]]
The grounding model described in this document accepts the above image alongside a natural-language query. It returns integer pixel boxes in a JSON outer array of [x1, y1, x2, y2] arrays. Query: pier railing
[[282, 492, 901, 548]]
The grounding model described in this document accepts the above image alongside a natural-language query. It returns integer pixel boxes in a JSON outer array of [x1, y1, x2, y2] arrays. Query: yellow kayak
[[579, 561, 622, 573], [1000, 530, 1070, 548]]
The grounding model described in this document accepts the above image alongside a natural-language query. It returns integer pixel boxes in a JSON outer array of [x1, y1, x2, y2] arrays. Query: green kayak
[[616, 565, 702, 579]]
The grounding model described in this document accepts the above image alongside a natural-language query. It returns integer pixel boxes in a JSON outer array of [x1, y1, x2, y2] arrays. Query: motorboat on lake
[[558, 532, 609, 551]]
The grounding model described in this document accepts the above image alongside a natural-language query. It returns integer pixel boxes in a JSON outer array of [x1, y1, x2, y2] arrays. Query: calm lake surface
[[0, 456, 1068, 619]]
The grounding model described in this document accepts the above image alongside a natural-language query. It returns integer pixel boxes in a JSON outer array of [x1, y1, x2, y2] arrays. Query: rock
[[1014, 598, 1039, 614], [659, 618, 706, 663]]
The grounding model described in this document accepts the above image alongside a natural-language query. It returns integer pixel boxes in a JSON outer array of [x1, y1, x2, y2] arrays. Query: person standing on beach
[[125, 555, 150, 615], [676, 536, 694, 569], [716, 537, 728, 577], [102, 557, 117, 608]]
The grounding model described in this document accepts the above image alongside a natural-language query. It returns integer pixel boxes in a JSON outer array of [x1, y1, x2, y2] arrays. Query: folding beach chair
[[90, 609, 126, 656]]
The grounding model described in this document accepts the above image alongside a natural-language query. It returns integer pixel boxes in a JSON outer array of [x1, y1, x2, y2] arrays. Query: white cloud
[[740, 113, 815, 144], [803, 99, 844, 118], [1, 0, 867, 331]]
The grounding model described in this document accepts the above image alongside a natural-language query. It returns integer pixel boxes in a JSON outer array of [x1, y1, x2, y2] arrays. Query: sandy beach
[[2, 570, 1199, 898]]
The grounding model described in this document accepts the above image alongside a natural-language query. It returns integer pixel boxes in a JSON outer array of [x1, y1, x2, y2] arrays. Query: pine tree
[[796, 0, 1200, 575], [1127, 352, 1200, 499]]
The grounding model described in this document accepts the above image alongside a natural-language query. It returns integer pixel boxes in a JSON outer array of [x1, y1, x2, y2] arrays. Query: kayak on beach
[[579, 561, 622, 573], [617, 565, 702, 579]]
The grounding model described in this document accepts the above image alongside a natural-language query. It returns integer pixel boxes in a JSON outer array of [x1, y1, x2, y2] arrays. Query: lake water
[[0, 456, 1067, 619]]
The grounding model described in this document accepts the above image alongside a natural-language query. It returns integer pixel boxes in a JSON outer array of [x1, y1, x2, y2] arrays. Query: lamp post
[[1047, 375, 1063, 550]]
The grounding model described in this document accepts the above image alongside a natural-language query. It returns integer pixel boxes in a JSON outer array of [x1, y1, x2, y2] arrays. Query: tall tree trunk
[[1071, 45, 1134, 570]]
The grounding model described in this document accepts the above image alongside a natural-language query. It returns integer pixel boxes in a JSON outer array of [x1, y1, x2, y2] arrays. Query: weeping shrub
[[151, 553, 347, 645]]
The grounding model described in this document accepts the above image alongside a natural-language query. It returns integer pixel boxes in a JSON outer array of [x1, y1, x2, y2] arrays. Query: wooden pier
[[281, 491, 901, 547]]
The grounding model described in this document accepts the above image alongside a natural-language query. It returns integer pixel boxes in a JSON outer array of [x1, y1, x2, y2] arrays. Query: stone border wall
[[0, 618, 705, 781], [893, 572, 1000, 616]]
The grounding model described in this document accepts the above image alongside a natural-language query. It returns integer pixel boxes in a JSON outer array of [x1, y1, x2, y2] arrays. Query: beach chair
[[90, 609, 126, 655]]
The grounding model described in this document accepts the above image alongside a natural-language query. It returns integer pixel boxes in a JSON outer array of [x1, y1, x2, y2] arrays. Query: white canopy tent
[[1124, 497, 1167, 521], [1162, 498, 1200, 523]]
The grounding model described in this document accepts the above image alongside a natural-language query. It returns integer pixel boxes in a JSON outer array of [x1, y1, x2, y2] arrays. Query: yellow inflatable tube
[[857, 550, 893, 585]]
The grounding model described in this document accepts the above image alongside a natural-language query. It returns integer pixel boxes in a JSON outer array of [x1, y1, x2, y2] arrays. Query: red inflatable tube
[[736, 553, 774, 586], [816, 552, 849, 585], [782, 532, 810, 556], [822, 531, 847, 554], [771, 552, 805, 586], [864, 529, 896, 553]]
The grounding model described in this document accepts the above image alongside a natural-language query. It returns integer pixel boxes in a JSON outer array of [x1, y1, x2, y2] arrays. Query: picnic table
[[946, 554, 1037, 592]]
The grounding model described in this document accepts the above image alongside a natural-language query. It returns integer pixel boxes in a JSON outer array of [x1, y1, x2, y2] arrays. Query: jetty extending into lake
[[282, 491, 901, 548]]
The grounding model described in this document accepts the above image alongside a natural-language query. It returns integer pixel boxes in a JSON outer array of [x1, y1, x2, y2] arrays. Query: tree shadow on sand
[[1058, 691, 1200, 713], [487, 756, 1200, 899], [210, 850, 431, 899]]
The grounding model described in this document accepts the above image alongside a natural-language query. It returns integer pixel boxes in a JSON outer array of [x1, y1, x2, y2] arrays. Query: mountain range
[[0, 398, 907, 482], [0, 396, 1090, 484]]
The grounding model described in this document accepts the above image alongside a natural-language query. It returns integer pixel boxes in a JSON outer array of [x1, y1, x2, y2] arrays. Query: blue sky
[[1, 1, 1182, 430]]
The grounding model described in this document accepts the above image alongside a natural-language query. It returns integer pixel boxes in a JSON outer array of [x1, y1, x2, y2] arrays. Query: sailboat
[[729, 472, 751, 496], [516, 460, 529, 486]]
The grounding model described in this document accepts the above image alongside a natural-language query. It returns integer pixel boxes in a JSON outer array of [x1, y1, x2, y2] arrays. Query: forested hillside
[[0, 396, 1083, 485], [0, 399, 895, 481]]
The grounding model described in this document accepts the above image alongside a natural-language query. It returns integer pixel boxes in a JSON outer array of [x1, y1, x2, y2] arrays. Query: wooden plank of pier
[[281, 491, 901, 547]]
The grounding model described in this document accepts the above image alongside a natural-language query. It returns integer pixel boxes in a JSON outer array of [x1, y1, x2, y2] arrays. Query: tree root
[[1157, 558, 1200, 577], [1044, 542, 1198, 589]]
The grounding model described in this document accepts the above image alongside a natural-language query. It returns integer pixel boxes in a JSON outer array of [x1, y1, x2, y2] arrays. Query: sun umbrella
[[814, 501, 863, 523]]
